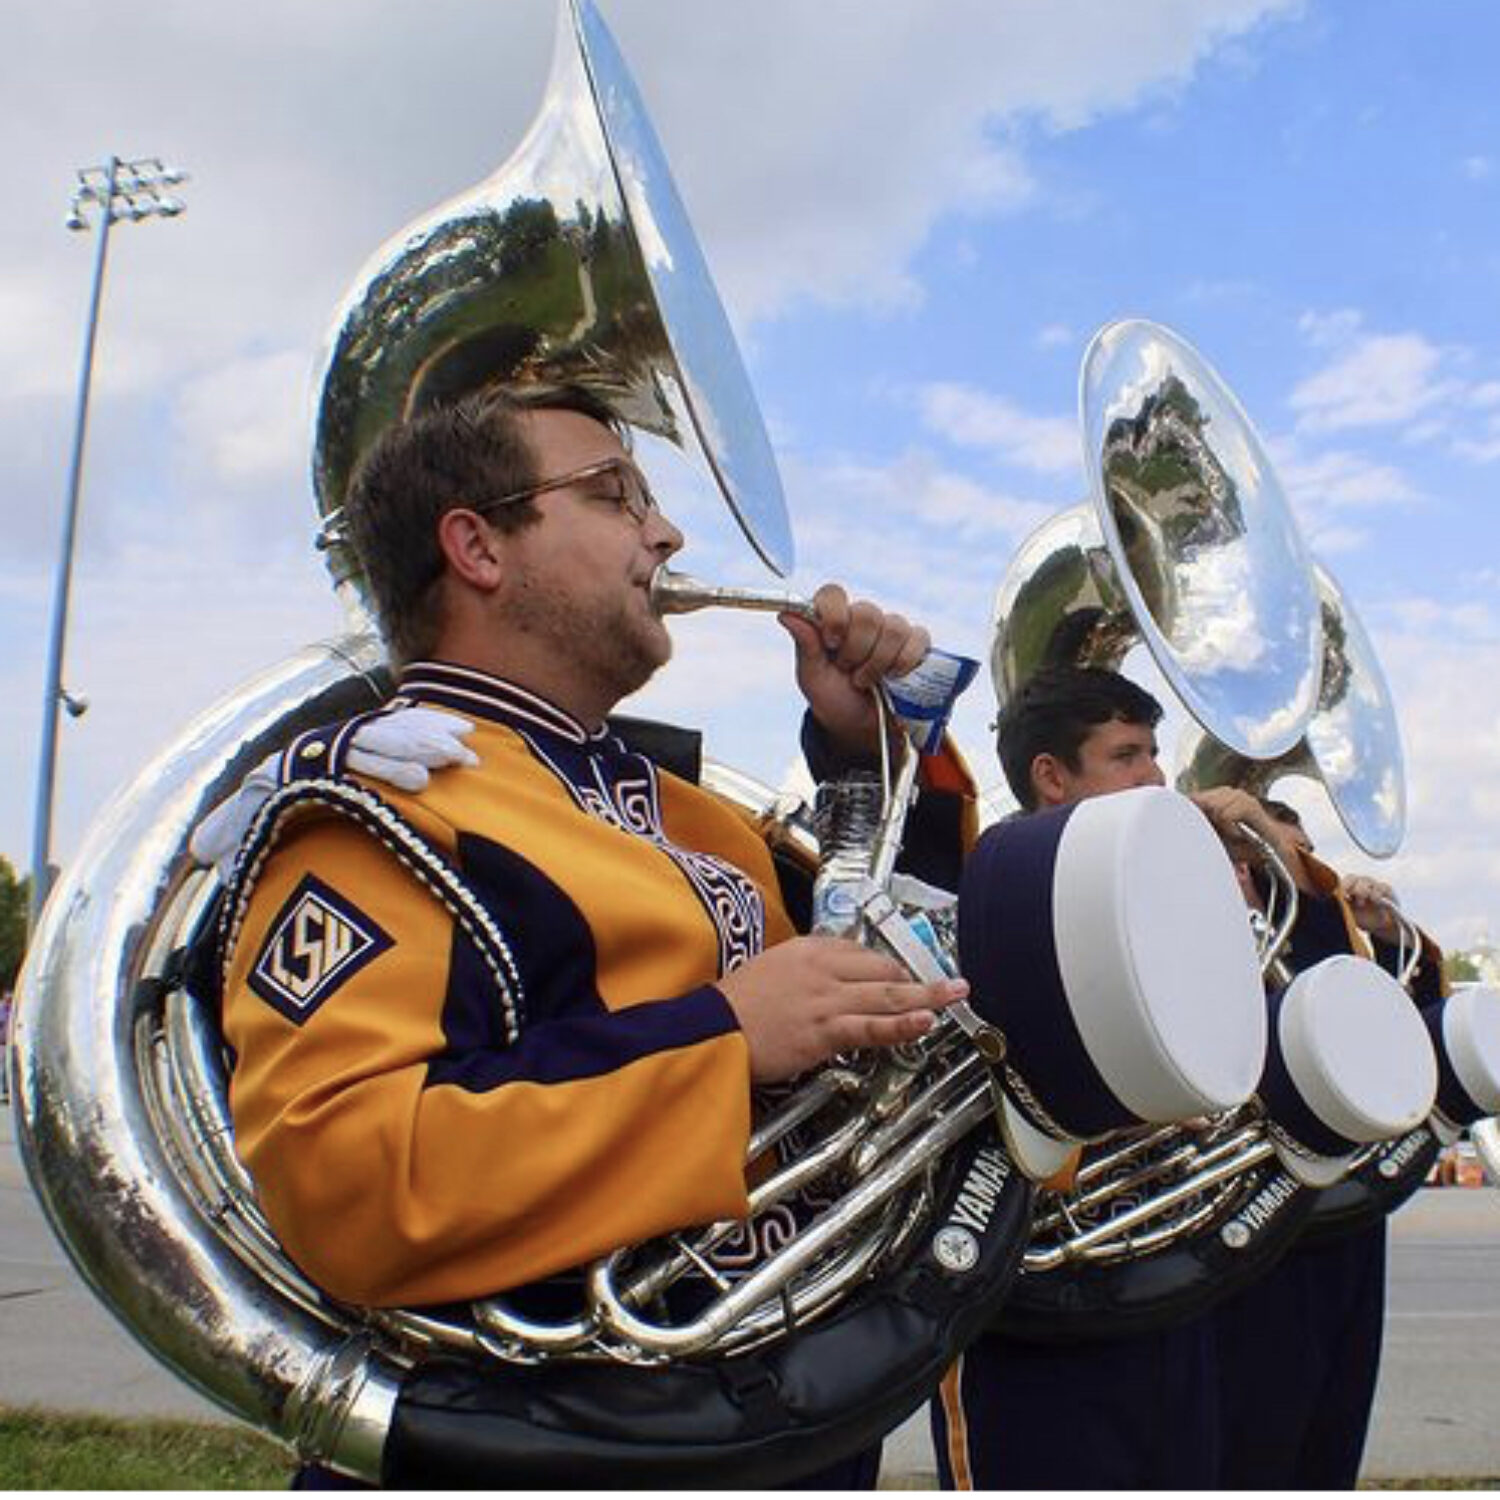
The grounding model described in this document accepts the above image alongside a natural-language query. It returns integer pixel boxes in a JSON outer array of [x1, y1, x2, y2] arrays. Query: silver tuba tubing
[[12, 636, 399, 1476], [1023, 1121, 1274, 1271], [588, 1066, 995, 1357], [1375, 897, 1424, 989]]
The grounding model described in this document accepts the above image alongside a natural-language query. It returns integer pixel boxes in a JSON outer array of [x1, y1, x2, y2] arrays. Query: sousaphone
[[991, 318, 1323, 759]]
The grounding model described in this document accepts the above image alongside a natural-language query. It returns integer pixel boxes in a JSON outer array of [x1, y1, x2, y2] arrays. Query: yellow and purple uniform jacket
[[223, 663, 800, 1308]]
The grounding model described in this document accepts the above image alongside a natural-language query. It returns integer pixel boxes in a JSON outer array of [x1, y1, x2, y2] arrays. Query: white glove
[[189, 752, 281, 881], [189, 707, 477, 881], [344, 706, 479, 792]]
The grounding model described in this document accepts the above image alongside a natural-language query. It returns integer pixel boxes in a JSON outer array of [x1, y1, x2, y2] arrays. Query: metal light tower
[[29, 156, 188, 928]]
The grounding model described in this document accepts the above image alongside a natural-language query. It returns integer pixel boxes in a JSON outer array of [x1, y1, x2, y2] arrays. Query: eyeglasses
[[473, 457, 660, 526]]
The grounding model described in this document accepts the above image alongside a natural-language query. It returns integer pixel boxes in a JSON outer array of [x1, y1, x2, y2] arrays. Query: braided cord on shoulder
[[218, 778, 525, 1043]]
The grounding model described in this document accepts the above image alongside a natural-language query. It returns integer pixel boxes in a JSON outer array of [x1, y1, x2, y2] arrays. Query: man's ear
[[1029, 752, 1068, 808], [436, 508, 506, 590]]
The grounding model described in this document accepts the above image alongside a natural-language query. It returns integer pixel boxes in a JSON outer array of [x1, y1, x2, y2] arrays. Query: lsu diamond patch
[[248, 874, 392, 1024]]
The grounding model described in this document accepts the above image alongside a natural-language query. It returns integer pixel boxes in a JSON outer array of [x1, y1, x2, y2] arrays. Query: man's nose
[[645, 508, 684, 556]]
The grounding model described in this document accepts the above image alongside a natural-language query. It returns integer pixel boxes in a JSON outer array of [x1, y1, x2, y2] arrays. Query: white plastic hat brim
[[1440, 984, 1500, 1116], [1051, 786, 1266, 1121], [1279, 955, 1437, 1144]]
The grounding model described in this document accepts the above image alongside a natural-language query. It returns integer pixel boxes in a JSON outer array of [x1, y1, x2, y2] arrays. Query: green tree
[[1444, 949, 1482, 986], [0, 855, 29, 993]]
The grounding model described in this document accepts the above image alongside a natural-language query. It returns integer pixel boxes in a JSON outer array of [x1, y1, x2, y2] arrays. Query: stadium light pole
[[29, 156, 188, 929]]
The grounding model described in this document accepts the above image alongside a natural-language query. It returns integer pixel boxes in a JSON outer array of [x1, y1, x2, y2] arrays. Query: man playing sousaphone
[[933, 662, 1446, 1492], [933, 663, 1288, 1491], [17, 14, 1292, 1490], [214, 381, 976, 1488]]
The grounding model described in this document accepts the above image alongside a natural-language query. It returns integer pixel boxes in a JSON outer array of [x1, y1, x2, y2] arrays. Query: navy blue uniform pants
[[1215, 1222, 1387, 1488], [930, 1318, 1221, 1490]]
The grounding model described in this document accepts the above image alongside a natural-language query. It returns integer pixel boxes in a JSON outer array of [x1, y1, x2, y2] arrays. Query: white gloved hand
[[189, 752, 281, 881], [344, 706, 479, 792], [188, 707, 478, 880]]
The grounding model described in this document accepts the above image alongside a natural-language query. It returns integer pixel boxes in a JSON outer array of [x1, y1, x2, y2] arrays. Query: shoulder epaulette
[[218, 775, 525, 1044]]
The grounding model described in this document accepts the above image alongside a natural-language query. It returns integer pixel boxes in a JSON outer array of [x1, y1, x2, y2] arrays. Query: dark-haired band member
[[932, 663, 1441, 1491], [931, 663, 1306, 1491], [934, 664, 1223, 1490]]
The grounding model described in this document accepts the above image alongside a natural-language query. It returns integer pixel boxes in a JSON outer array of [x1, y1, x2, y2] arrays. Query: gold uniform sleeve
[[225, 811, 757, 1307]]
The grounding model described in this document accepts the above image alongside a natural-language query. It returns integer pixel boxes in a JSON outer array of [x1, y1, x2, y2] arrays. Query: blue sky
[[3, 0, 1498, 956]]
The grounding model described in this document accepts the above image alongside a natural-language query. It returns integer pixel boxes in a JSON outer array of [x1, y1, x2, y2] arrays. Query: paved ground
[[4, 1095, 1499, 1484]]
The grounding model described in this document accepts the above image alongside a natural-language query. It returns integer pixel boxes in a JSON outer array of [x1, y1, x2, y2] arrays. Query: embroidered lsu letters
[[248, 874, 393, 1024]]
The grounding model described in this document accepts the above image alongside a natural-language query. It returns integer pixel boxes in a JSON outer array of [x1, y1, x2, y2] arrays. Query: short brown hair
[[346, 384, 623, 665], [996, 664, 1164, 810], [1260, 799, 1306, 831]]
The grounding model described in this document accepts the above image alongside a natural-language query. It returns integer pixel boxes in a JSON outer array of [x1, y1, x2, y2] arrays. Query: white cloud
[[1449, 397, 1500, 464], [596, 0, 1306, 320], [1181, 276, 1261, 306], [1298, 522, 1370, 557], [1452, 432, 1500, 465], [1271, 443, 1422, 513], [916, 383, 1080, 474], [1389, 596, 1500, 643], [796, 448, 1056, 544], [1371, 624, 1500, 951], [1290, 333, 1456, 433], [0, 533, 341, 867], [0, 270, 81, 399], [1287, 318, 1500, 467], [1296, 307, 1364, 350], [170, 351, 311, 489]]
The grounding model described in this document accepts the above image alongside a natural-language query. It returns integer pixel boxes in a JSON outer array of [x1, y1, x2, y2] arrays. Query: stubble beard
[[510, 567, 671, 710]]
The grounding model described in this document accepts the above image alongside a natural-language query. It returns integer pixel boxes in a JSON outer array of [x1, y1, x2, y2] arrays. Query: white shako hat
[[957, 785, 1266, 1176], [1421, 983, 1500, 1129], [1259, 954, 1438, 1187]]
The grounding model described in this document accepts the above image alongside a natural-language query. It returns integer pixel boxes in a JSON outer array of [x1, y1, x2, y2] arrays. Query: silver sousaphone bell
[[1177, 559, 1406, 856], [991, 317, 1324, 760], [311, 0, 794, 610]]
